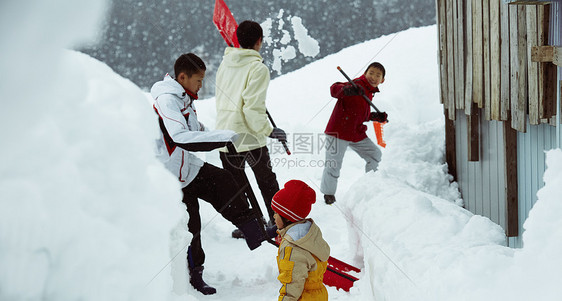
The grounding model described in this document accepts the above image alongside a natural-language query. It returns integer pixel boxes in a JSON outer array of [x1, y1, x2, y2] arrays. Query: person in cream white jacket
[[215, 20, 287, 235]]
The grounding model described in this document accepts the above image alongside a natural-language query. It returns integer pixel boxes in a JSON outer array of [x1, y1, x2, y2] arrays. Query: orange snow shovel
[[373, 121, 387, 148]]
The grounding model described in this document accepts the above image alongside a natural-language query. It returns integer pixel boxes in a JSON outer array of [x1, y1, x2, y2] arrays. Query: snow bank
[[0, 1, 188, 300], [344, 131, 562, 301]]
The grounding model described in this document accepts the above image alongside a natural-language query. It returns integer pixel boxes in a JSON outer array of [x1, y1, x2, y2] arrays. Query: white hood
[[150, 74, 185, 101]]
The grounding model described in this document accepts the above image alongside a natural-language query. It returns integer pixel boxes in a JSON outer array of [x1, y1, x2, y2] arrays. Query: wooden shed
[[436, 0, 561, 247]]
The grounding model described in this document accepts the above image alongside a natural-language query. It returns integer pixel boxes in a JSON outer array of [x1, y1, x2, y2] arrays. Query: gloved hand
[[269, 127, 287, 143], [342, 84, 361, 96], [369, 111, 388, 123]]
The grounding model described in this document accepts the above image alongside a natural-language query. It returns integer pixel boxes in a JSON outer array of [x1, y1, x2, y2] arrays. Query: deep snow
[[1, 1, 562, 301]]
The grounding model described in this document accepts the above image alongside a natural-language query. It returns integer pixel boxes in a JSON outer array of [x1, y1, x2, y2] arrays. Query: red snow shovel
[[213, 0, 239, 47], [214, 0, 360, 291], [324, 256, 361, 291], [269, 237, 360, 292], [212, 0, 291, 155]]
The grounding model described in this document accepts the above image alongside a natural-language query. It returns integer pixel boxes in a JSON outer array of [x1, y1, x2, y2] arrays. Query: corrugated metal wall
[[509, 121, 558, 247], [454, 110, 508, 235], [456, 111, 558, 248]]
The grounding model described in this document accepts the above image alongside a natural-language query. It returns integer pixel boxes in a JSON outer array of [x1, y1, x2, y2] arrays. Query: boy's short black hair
[[174, 53, 206, 78], [365, 62, 386, 78], [236, 20, 263, 49]]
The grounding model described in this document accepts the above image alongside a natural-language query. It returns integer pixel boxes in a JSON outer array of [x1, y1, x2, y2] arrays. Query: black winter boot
[[189, 266, 216, 295], [324, 194, 336, 204], [231, 228, 245, 239]]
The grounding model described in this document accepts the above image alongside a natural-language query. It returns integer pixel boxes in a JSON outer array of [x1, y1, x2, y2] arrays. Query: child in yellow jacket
[[271, 180, 331, 301]]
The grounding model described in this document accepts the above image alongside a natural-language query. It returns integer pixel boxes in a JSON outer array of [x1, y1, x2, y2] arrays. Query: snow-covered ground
[[1, 1, 562, 301]]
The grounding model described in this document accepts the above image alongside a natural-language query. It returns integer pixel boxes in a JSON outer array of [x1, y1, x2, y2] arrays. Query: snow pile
[[487, 149, 562, 301], [342, 132, 562, 301], [0, 1, 187, 300]]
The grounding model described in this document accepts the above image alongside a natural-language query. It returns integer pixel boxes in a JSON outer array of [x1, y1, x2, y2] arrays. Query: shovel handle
[[266, 110, 291, 155], [336, 66, 381, 113]]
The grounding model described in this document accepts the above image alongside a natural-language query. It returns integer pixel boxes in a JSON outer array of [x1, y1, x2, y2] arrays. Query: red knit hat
[[271, 180, 316, 222]]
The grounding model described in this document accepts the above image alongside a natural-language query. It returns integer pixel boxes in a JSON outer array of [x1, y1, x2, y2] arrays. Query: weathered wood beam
[[456, 0, 465, 111], [527, 6, 539, 125], [444, 109, 457, 180], [483, 0, 492, 118], [500, 2, 511, 121], [503, 117, 519, 237], [473, 0, 484, 109], [447, 0, 456, 120], [464, 0, 473, 115], [507, 1, 551, 5], [538, 4, 550, 121], [531, 46, 562, 66], [490, 0, 501, 121], [468, 106, 480, 161], [437, 0, 448, 106]]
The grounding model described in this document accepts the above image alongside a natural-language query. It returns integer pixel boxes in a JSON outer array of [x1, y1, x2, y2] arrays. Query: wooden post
[[490, 0, 501, 120], [445, 109, 458, 181], [468, 106, 480, 161], [504, 116, 519, 237]]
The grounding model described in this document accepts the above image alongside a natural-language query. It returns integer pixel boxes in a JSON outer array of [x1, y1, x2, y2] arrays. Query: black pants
[[219, 146, 280, 221], [182, 163, 252, 268]]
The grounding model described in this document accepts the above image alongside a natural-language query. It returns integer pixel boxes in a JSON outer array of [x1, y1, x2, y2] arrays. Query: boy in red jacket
[[321, 62, 388, 204]]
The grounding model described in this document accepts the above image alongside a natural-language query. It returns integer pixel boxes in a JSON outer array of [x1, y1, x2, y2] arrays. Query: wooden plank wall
[[436, 0, 557, 133]]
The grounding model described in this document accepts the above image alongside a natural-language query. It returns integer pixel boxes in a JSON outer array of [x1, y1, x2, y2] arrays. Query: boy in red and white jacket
[[152, 53, 270, 295], [321, 62, 388, 204]]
